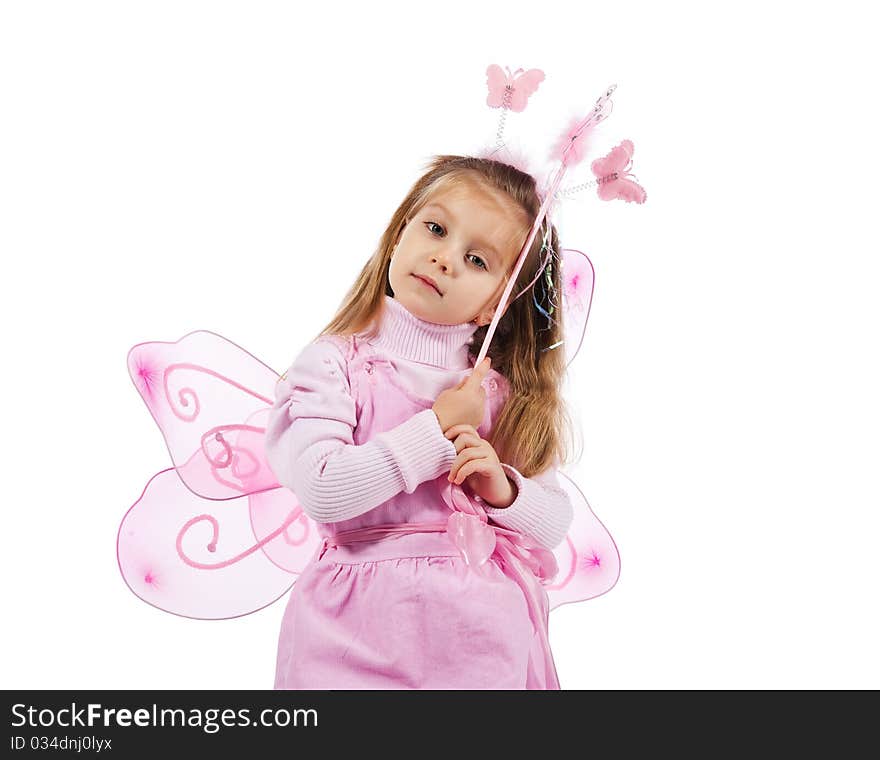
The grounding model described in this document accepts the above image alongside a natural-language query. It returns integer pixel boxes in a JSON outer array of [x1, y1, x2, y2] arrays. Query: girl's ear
[[474, 306, 496, 327], [475, 289, 513, 325]]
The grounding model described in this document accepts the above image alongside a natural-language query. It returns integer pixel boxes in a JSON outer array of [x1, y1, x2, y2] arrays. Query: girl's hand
[[443, 424, 516, 508], [432, 357, 491, 432]]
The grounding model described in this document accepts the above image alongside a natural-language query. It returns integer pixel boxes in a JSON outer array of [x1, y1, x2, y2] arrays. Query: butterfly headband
[[471, 64, 647, 365]]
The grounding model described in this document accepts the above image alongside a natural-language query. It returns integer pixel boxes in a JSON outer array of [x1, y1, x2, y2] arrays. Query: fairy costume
[[117, 64, 644, 688], [267, 295, 578, 688]]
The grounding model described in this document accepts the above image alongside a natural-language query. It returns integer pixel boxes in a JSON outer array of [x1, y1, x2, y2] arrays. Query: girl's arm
[[264, 338, 457, 523], [482, 463, 575, 552]]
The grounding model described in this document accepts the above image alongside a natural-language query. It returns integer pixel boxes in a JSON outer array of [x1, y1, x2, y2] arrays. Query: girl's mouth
[[413, 274, 441, 296]]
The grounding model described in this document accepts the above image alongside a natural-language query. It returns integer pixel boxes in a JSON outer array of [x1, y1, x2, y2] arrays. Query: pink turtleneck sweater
[[264, 295, 574, 550]]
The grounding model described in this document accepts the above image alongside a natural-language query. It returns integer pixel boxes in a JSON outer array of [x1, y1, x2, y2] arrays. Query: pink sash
[[317, 481, 562, 689]]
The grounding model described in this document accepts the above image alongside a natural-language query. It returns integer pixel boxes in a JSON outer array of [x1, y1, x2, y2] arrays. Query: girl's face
[[387, 185, 526, 326]]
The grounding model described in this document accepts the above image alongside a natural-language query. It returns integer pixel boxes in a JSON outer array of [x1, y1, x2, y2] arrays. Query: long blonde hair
[[316, 155, 580, 477]]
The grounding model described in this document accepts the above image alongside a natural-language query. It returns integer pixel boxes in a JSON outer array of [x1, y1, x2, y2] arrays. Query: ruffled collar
[[369, 295, 479, 369]]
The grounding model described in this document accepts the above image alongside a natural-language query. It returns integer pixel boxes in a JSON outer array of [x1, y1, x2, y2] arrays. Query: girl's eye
[[424, 222, 488, 271], [467, 254, 487, 270]]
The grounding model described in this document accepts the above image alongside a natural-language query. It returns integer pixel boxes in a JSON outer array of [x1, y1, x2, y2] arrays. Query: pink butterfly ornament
[[485, 64, 545, 112], [592, 139, 647, 204]]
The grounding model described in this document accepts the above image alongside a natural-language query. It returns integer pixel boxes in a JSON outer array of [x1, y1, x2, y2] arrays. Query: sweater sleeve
[[264, 338, 458, 524], [481, 462, 575, 552]]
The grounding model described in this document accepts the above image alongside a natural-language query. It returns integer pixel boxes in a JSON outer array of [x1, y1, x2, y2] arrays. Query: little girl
[[265, 154, 576, 690]]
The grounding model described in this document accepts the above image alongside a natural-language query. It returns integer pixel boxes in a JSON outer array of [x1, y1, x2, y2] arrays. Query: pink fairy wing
[[559, 248, 595, 367], [121, 329, 323, 618], [546, 471, 621, 610], [128, 330, 280, 500], [546, 251, 619, 608], [117, 468, 319, 619]]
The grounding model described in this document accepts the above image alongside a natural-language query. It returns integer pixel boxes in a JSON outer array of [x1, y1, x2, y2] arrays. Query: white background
[[2, 1, 878, 690]]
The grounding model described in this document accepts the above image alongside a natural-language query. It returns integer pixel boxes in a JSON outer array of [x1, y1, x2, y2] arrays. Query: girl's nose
[[432, 249, 453, 270]]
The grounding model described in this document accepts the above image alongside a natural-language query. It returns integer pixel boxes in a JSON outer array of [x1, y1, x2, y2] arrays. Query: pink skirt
[[274, 530, 546, 689]]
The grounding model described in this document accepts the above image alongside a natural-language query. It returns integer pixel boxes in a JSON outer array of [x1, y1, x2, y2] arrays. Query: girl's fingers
[[450, 433, 481, 453], [444, 424, 479, 440], [448, 446, 484, 481], [453, 458, 488, 485]]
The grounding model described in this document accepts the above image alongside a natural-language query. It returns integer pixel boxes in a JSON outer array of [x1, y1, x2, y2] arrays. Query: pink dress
[[265, 296, 574, 689]]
